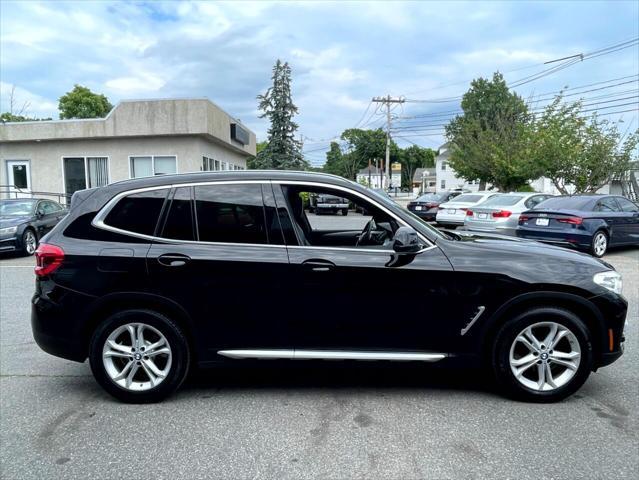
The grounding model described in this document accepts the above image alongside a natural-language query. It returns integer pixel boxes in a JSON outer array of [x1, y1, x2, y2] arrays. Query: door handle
[[302, 259, 335, 272], [157, 254, 191, 267]]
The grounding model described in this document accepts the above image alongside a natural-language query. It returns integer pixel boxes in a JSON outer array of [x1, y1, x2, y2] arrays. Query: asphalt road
[[0, 246, 637, 479]]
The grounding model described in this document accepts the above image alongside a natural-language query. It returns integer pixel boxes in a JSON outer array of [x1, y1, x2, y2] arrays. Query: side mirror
[[392, 226, 422, 254], [36, 210, 44, 218]]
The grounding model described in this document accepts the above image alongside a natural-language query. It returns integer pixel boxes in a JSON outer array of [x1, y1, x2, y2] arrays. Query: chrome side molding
[[460, 306, 486, 336], [217, 349, 446, 362]]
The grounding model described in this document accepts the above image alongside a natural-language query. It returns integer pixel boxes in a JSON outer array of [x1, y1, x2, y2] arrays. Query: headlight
[[593, 270, 623, 295], [0, 226, 18, 235]]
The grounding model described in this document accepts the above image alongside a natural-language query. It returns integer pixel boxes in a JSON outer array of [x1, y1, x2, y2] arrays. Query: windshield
[[534, 196, 593, 210], [417, 193, 446, 202], [479, 195, 523, 207], [0, 200, 35, 216], [450, 194, 484, 203]]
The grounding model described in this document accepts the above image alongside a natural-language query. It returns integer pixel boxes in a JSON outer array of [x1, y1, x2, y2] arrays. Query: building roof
[[0, 98, 256, 156], [357, 166, 382, 175], [413, 167, 436, 182]]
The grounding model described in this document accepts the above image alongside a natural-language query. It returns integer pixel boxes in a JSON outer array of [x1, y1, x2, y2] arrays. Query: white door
[[6, 160, 31, 197]]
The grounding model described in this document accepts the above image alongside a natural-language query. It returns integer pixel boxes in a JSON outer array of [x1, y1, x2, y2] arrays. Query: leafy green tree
[[58, 84, 113, 119], [337, 128, 400, 179], [253, 60, 307, 170], [399, 145, 436, 188], [322, 142, 346, 176], [246, 140, 268, 169], [445, 72, 540, 191], [532, 96, 638, 194], [0, 112, 51, 122]]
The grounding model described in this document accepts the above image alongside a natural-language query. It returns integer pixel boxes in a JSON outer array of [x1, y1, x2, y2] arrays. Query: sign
[[230, 123, 250, 145], [390, 162, 402, 189]]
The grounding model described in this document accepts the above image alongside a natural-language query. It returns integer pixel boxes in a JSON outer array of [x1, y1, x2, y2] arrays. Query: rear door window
[[194, 184, 267, 244], [595, 197, 621, 212], [161, 187, 195, 241], [104, 188, 169, 236], [616, 197, 639, 212]]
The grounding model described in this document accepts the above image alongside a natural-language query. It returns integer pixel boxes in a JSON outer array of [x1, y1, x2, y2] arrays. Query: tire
[[89, 309, 190, 403], [590, 230, 608, 257], [492, 307, 593, 403], [21, 228, 38, 256], [342, 209, 348, 216]]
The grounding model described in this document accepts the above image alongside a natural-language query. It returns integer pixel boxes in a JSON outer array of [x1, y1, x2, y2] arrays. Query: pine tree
[[253, 60, 308, 170]]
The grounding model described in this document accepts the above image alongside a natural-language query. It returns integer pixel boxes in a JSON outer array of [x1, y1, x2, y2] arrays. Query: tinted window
[[452, 194, 483, 203], [480, 195, 523, 207], [104, 189, 169, 236], [596, 197, 621, 212], [262, 183, 285, 245], [161, 187, 195, 240], [195, 184, 267, 244], [417, 193, 446, 202], [39, 201, 62, 214], [533, 196, 593, 210], [616, 197, 639, 212], [525, 195, 548, 209]]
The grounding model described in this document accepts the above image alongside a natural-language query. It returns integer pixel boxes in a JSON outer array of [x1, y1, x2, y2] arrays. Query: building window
[[130, 155, 177, 178], [202, 156, 218, 171], [441, 180, 446, 189], [441, 162, 447, 171], [62, 156, 109, 195]]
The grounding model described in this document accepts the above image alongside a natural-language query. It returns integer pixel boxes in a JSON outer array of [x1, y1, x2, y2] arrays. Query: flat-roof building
[[0, 98, 256, 201]]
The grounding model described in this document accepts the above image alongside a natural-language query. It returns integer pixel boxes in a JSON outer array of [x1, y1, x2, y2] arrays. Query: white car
[[436, 192, 498, 228], [464, 192, 554, 235]]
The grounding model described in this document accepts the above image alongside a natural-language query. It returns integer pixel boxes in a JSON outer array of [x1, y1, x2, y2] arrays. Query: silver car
[[436, 192, 498, 228], [464, 192, 553, 235]]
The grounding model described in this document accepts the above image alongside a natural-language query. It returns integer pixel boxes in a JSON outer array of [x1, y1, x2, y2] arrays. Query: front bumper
[[0, 236, 19, 252], [589, 292, 628, 369]]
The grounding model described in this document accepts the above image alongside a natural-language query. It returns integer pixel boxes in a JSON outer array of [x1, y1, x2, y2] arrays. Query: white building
[[435, 143, 481, 192], [0, 98, 256, 202], [356, 166, 384, 188]]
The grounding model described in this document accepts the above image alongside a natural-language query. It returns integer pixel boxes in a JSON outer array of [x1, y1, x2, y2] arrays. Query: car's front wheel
[[89, 309, 190, 403], [21, 228, 37, 256], [492, 307, 593, 402]]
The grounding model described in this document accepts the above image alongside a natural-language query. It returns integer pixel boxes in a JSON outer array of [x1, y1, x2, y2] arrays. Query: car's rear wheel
[[89, 309, 190, 403], [22, 229, 37, 256], [492, 307, 593, 402], [591, 230, 608, 257]]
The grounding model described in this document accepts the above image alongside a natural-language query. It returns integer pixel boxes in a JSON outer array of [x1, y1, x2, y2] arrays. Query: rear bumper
[[31, 284, 94, 362], [410, 209, 438, 221], [515, 228, 592, 250]]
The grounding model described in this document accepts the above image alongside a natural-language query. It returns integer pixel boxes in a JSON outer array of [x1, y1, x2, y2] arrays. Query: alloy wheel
[[593, 232, 607, 257], [102, 323, 172, 391], [24, 230, 37, 255], [509, 322, 581, 392]]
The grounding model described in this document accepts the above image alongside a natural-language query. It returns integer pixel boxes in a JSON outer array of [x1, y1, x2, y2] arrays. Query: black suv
[[32, 171, 627, 403]]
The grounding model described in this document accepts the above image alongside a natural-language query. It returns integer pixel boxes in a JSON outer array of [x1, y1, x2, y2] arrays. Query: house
[[0, 98, 256, 202], [412, 167, 436, 193], [356, 165, 384, 188], [435, 143, 481, 192]]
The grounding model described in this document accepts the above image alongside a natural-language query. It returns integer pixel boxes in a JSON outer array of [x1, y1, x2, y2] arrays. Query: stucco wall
[[0, 135, 249, 196]]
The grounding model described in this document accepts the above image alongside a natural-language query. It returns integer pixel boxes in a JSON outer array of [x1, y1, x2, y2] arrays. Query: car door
[[274, 182, 455, 353], [146, 182, 293, 359], [35, 200, 66, 237], [613, 197, 639, 245], [594, 197, 625, 245]]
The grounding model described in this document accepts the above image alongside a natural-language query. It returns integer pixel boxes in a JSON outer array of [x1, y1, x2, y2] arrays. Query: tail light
[[492, 210, 512, 218], [466, 210, 473, 216], [35, 243, 65, 277], [519, 214, 530, 223], [557, 216, 583, 225]]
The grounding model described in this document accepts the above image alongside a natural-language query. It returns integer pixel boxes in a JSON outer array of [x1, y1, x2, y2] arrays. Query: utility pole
[[372, 95, 404, 189]]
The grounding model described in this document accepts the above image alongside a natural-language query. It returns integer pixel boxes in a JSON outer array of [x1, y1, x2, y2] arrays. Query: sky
[[1, 0, 638, 166]]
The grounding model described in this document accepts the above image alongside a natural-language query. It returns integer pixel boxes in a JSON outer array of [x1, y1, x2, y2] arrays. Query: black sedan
[[407, 191, 463, 221], [0, 198, 67, 256], [516, 195, 639, 257]]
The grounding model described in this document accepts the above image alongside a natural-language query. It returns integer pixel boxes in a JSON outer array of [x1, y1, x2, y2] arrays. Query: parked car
[[0, 198, 67, 256], [464, 192, 553, 236], [32, 171, 626, 403], [407, 191, 464, 221], [436, 192, 498, 229], [314, 193, 349, 215], [516, 195, 639, 257]]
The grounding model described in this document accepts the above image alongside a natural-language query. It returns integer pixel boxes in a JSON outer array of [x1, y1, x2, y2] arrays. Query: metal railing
[[0, 185, 71, 205]]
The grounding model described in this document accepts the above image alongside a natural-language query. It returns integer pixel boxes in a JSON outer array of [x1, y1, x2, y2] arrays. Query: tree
[[445, 72, 540, 191], [399, 145, 436, 188], [322, 142, 346, 176], [246, 140, 268, 169], [532, 96, 639, 194], [253, 60, 307, 170], [335, 128, 400, 179], [58, 84, 113, 119], [0, 85, 51, 122]]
